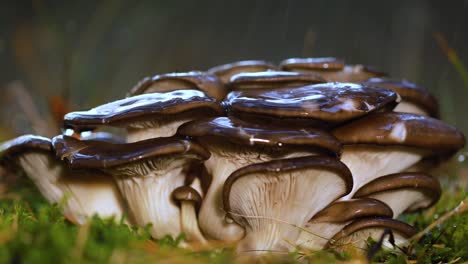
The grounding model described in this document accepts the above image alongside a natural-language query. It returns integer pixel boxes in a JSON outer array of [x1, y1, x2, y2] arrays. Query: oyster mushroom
[[172, 186, 207, 244], [227, 82, 399, 127], [296, 198, 393, 250], [63, 90, 223, 142], [333, 112, 465, 199], [326, 217, 417, 251], [128, 71, 227, 101], [228, 71, 325, 91], [0, 135, 125, 224], [52, 135, 210, 239], [354, 172, 441, 218], [207, 60, 278, 83], [223, 156, 353, 254], [362, 78, 439, 117], [178, 116, 342, 242], [279, 57, 386, 82]]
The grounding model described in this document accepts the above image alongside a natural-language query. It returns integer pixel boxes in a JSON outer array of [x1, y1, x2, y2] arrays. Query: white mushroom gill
[[126, 118, 193, 142], [366, 190, 427, 218], [393, 101, 428, 116], [19, 153, 125, 224], [295, 222, 344, 250], [199, 142, 314, 242], [228, 169, 347, 255], [180, 201, 207, 244], [339, 145, 426, 199], [107, 157, 191, 238]]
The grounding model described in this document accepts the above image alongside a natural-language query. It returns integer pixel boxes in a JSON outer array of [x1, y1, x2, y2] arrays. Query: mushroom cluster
[[1, 58, 464, 256]]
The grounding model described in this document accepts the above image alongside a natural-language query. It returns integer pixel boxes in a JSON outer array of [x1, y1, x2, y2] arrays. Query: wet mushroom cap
[[207, 60, 278, 83], [362, 78, 439, 117], [333, 112, 465, 153], [228, 71, 325, 90], [326, 217, 417, 248], [128, 71, 227, 101], [279, 57, 345, 71], [172, 186, 203, 210], [222, 155, 353, 214], [227, 82, 399, 125], [354, 172, 441, 211], [177, 116, 342, 156], [52, 135, 210, 169], [0, 135, 52, 162], [310, 198, 393, 223], [63, 90, 223, 132]]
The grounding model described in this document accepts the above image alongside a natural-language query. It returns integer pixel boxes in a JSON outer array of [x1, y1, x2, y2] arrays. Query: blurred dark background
[[0, 0, 467, 138]]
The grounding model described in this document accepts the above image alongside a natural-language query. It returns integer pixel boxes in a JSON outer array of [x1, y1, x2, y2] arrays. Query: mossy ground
[[0, 171, 466, 264]]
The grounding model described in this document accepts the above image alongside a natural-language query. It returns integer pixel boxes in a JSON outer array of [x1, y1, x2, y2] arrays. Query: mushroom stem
[[112, 165, 185, 238], [180, 201, 208, 244]]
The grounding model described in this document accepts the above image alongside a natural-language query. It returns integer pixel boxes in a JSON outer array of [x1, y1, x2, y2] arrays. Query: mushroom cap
[[229, 71, 325, 90], [128, 71, 227, 101], [223, 155, 353, 214], [333, 112, 465, 153], [326, 217, 417, 248], [310, 198, 393, 223], [52, 135, 210, 169], [227, 82, 399, 126], [63, 90, 223, 132], [172, 186, 203, 207], [0, 135, 52, 162], [362, 78, 439, 117], [354, 172, 441, 212], [279, 57, 345, 71], [177, 116, 342, 155], [207, 60, 278, 83]]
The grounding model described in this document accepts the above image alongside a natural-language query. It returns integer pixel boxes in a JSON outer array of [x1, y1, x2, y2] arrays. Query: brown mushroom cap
[[63, 90, 223, 132], [128, 71, 227, 101], [354, 172, 441, 212], [311, 198, 393, 223], [333, 112, 465, 153], [0, 135, 52, 162], [177, 116, 342, 156], [223, 155, 353, 214], [207, 60, 278, 83], [227, 82, 399, 126], [362, 78, 439, 117], [172, 186, 203, 209], [279, 57, 345, 71], [229, 71, 325, 90], [279, 57, 387, 82], [52, 135, 210, 169], [326, 217, 417, 249]]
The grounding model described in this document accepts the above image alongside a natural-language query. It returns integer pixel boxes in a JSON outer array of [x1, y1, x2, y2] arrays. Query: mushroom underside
[[365, 189, 429, 218], [340, 145, 426, 199], [228, 169, 348, 254], [393, 101, 428, 116], [296, 222, 346, 250], [198, 140, 317, 241]]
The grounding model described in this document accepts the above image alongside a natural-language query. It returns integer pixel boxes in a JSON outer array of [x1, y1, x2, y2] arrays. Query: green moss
[[0, 174, 466, 263]]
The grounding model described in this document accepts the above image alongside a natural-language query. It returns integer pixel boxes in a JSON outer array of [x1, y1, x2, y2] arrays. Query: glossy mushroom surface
[[296, 198, 393, 250], [228, 71, 325, 91], [354, 172, 441, 218], [178, 116, 342, 242], [64, 90, 223, 142], [53, 135, 210, 238], [0, 135, 125, 224], [207, 60, 277, 83], [362, 78, 439, 117], [227, 82, 399, 127], [223, 156, 353, 254], [333, 112, 465, 199], [280, 57, 386, 82], [128, 71, 227, 101]]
